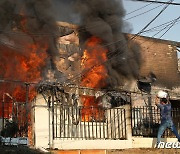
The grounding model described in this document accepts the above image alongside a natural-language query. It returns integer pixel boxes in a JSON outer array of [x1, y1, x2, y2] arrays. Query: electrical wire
[[124, 3, 164, 21], [133, 0, 180, 5], [142, 18, 180, 34], [1, 0, 170, 54], [158, 16, 180, 38], [135, 0, 174, 36], [125, 1, 154, 15], [73, 2, 165, 33], [99, 0, 173, 58], [1, 15, 179, 54]]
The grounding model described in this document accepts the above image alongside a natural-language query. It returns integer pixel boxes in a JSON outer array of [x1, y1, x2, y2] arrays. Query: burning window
[[80, 36, 108, 122], [81, 95, 105, 122]]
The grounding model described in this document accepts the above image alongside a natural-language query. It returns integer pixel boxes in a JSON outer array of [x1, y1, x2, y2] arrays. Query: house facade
[[30, 22, 180, 149]]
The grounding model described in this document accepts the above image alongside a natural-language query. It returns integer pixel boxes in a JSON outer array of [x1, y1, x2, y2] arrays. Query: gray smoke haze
[[52, 0, 80, 24]]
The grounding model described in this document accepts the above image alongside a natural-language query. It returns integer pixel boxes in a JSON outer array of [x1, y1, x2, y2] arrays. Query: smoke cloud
[[0, 0, 62, 82], [73, 0, 142, 87]]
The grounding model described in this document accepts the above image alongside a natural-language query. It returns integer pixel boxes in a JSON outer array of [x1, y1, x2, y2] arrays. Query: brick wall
[[130, 35, 180, 89]]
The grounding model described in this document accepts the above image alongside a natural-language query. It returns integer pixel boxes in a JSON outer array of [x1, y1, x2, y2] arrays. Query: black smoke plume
[[73, 0, 142, 87]]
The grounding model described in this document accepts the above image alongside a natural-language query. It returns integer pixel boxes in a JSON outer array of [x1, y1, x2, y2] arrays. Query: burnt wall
[[55, 22, 80, 84]]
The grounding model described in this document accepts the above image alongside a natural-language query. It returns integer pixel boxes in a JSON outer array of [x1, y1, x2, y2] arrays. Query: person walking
[[155, 91, 180, 146]]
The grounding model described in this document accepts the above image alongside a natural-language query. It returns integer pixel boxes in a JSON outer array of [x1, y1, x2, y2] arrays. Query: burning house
[[0, 0, 180, 150], [30, 21, 180, 149]]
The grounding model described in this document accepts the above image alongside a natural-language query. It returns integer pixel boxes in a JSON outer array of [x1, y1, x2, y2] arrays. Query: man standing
[[155, 91, 180, 145]]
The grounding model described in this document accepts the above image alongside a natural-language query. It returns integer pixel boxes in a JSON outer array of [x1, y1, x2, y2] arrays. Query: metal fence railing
[[52, 105, 127, 140], [131, 106, 180, 137], [0, 101, 28, 137]]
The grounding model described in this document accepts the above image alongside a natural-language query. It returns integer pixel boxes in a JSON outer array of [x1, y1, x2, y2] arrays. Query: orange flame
[[81, 36, 108, 121], [81, 36, 108, 88], [0, 15, 48, 141]]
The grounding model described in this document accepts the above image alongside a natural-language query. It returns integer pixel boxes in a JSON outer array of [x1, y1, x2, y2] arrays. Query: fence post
[[124, 104, 132, 142], [25, 83, 30, 137]]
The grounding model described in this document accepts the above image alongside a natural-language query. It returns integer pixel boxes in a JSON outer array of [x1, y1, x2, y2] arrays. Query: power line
[[0, 3, 173, 65], [132, 0, 180, 5], [77, 3, 164, 33], [125, 3, 164, 20], [158, 16, 180, 38], [135, 0, 173, 36], [1, 17, 179, 86], [142, 18, 180, 33], [101, 0, 173, 59], [126, 2, 154, 15]]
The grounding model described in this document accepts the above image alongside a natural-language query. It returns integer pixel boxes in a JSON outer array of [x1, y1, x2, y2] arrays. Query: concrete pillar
[[124, 105, 132, 146]]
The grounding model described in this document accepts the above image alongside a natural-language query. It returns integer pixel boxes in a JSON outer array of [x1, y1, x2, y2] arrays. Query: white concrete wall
[[33, 95, 51, 148], [33, 95, 179, 149], [53, 139, 132, 149], [132, 137, 179, 148], [51, 137, 179, 149]]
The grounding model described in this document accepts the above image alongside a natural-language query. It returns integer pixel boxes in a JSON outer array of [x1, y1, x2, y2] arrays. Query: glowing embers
[[80, 36, 108, 121]]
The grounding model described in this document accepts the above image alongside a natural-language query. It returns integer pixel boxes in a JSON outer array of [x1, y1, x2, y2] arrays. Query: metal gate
[[52, 105, 127, 140]]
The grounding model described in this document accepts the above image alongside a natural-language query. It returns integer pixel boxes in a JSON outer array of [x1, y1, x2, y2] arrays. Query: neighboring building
[[127, 35, 180, 107], [132, 35, 180, 89]]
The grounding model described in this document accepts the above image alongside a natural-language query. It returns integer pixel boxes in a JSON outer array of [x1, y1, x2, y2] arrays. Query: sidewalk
[[53, 148, 180, 154]]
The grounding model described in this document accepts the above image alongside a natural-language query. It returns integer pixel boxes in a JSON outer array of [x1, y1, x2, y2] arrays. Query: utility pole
[[25, 83, 30, 137]]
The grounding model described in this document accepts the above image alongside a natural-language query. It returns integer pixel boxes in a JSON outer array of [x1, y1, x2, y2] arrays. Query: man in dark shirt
[[155, 96, 180, 145]]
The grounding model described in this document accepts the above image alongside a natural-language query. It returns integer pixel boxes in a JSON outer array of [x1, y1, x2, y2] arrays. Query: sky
[[122, 0, 180, 43], [122, 0, 180, 57]]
